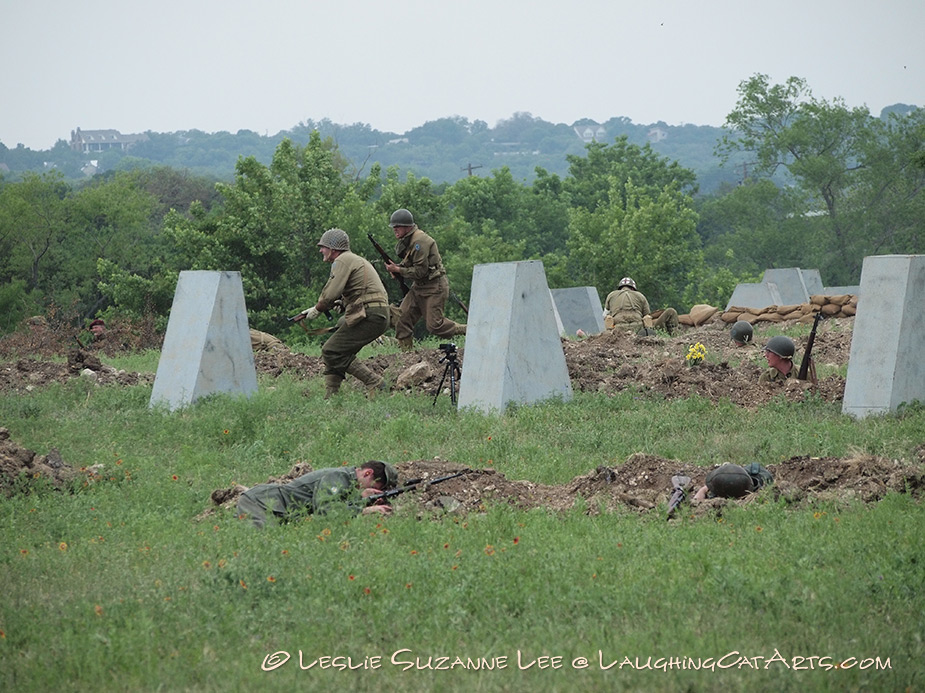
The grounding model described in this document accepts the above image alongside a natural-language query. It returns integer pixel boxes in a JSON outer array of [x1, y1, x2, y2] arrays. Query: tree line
[[1, 74, 922, 339]]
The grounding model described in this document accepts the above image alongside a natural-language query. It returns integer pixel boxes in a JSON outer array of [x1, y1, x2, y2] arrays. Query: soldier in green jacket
[[295, 228, 390, 398], [237, 461, 399, 528], [383, 209, 466, 351], [759, 336, 797, 383]]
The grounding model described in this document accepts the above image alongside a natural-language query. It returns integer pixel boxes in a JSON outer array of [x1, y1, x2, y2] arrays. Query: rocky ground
[[2, 316, 923, 517]]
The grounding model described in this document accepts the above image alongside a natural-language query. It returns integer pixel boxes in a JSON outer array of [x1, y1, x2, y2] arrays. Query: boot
[[346, 361, 386, 398], [323, 374, 343, 399], [454, 324, 467, 336], [397, 337, 414, 352]]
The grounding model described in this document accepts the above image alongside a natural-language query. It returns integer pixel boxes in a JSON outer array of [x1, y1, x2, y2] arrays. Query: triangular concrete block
[[457, 261, 572, 413], [843, 255, 925, 418], [551, 287, 605, 335], [149, 271, 257, 411]]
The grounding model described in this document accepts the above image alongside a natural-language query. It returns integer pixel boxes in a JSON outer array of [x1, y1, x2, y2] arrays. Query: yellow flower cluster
[[686, 342, 707, 366]]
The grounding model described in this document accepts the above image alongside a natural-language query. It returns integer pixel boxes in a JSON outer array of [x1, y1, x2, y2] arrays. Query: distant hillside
[[1, 106, 914, 194]]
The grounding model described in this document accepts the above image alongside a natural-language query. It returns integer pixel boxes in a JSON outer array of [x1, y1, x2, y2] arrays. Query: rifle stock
[[367, 233, 410, 296], [667, 475, 691, 519], [797, 312, 823, 381], [365, 469, 470, 505]]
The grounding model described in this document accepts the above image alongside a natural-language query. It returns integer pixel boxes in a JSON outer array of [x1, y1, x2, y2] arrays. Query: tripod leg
[[433, 362, 450, 406]]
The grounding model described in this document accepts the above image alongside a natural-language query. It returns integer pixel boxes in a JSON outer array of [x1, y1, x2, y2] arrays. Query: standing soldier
[[294, 228, 390, 398], [383, 209, 466, 351]]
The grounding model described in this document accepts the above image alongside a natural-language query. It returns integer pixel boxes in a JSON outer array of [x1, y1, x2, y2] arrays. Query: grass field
[[1, 344, 923, 692]]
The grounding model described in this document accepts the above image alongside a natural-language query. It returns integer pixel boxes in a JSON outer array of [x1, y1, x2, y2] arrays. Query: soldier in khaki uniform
[[294, 228, 390, 398], [759, 336, 797, 383], [383, 209, 466, 351], [603, 277, 678, 335]]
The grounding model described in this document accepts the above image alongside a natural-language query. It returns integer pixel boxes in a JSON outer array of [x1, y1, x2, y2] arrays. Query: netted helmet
[[317, 228, 350, 251], [705, 463, 755, 498], [618, 277, 637, 290], [389, 208, 415, 227], [764, 335, 795, 359], [730, 320, 754, 344]]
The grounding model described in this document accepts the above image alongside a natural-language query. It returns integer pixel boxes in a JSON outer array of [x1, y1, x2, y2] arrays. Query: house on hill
[[69, 128, 149, 153]]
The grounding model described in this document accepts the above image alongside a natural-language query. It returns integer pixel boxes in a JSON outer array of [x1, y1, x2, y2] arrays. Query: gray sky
[[2, 0, 923, 150]]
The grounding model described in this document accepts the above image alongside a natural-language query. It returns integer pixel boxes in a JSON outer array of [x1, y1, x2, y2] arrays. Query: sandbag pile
[[719, 295, 858, 325]]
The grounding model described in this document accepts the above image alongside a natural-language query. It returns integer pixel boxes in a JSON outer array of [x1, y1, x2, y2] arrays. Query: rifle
[[367, 233, 410, 296], [287, 310, 336, 335], [449, 290, 470, 316], [365, 469, 471, 505], [667, 475, 691, 519], [797, 312, 823, 383]]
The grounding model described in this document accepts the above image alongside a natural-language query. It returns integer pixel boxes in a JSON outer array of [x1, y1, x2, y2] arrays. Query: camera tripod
[[432, 343, 462, 406]]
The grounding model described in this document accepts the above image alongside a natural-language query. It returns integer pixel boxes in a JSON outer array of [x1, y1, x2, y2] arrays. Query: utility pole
[[461, 163, 483, 177]]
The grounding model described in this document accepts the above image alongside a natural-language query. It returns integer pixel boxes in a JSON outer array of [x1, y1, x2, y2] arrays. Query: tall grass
[[1, 352, 922, 692]]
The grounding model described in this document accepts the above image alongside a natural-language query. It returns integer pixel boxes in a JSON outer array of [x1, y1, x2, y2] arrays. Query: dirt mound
[[0, 427, 99, 495], [203, 453, 925, 521], [2, 316, 853, 408], [0, 352, 153, 394]]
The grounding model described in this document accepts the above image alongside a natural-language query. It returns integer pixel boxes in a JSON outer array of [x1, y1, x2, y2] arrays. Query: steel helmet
[[317, 228, 350, 251], [764, 335, 795, 359], [705, 463, 755, 498], [618, 277, 637, 290], [730, 320, 754, 344], [389, 209, 415, 227]]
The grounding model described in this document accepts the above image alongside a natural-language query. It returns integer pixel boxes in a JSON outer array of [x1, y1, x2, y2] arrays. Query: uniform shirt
[[394, 228, 446, 284], [239, 467, 364, 520], [317, 251, 388, 312], [604, 288, 651, 324], [759, 362, 796, 383]]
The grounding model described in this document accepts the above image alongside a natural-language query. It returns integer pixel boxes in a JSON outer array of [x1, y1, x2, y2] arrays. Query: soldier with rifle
[[293, 228, 390, 398], [237, 461, 400, 528], [381, 208, 467, 351]]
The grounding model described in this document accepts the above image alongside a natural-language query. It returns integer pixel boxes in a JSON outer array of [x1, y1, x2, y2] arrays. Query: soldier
[[759, 336, 797, 383], [603, 277, 678, 335], [730, 320, 754, 347], [237, 461, 399, 528], [383, 209, 466, 351], [294, 228, 390, 398], [693, 462, 774, 501]]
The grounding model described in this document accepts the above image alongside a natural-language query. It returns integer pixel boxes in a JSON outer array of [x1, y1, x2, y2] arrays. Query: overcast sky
[[2, 0, 923, 150]]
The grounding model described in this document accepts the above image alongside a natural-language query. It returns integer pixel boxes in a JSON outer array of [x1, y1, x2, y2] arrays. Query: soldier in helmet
[[693, 462, 774, 501], [759, 335, 797, 383], [383, 208, 466, 351], [730, 320, 754, 347], [294, 228, 390, 398], [603, 277, 679, 335]]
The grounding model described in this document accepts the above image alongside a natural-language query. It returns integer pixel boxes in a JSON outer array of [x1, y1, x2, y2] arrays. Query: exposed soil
[[2, 315, 923, 515]]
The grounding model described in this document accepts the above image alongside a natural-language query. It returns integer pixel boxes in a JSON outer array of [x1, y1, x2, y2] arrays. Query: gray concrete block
[[843, 255, 925, 418], [150, 271, 258, 411], [551, 287, 606, 335], [823, 285, 861, 296], [726, 283, 782, 311], [458, 261, 572, 413], [762, 268, 820, 305]]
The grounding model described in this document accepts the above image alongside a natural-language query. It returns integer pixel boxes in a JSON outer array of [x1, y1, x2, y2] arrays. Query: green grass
[[1, 353, 923, 692]]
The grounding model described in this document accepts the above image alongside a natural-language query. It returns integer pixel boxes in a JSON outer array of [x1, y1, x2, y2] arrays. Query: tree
[[717, 74, 923, 283], [564, 136, 698, 213], [568, 180, 702, 310]]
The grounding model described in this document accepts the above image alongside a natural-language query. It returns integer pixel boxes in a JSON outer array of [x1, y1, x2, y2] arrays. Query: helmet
[[705, 463, 755, 498], [730, 320, 753, 344], [389, 209, 415, 227], [618, 277, 637, 290], [317, 228, 350, 251], [764, 335, 795, 359]]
